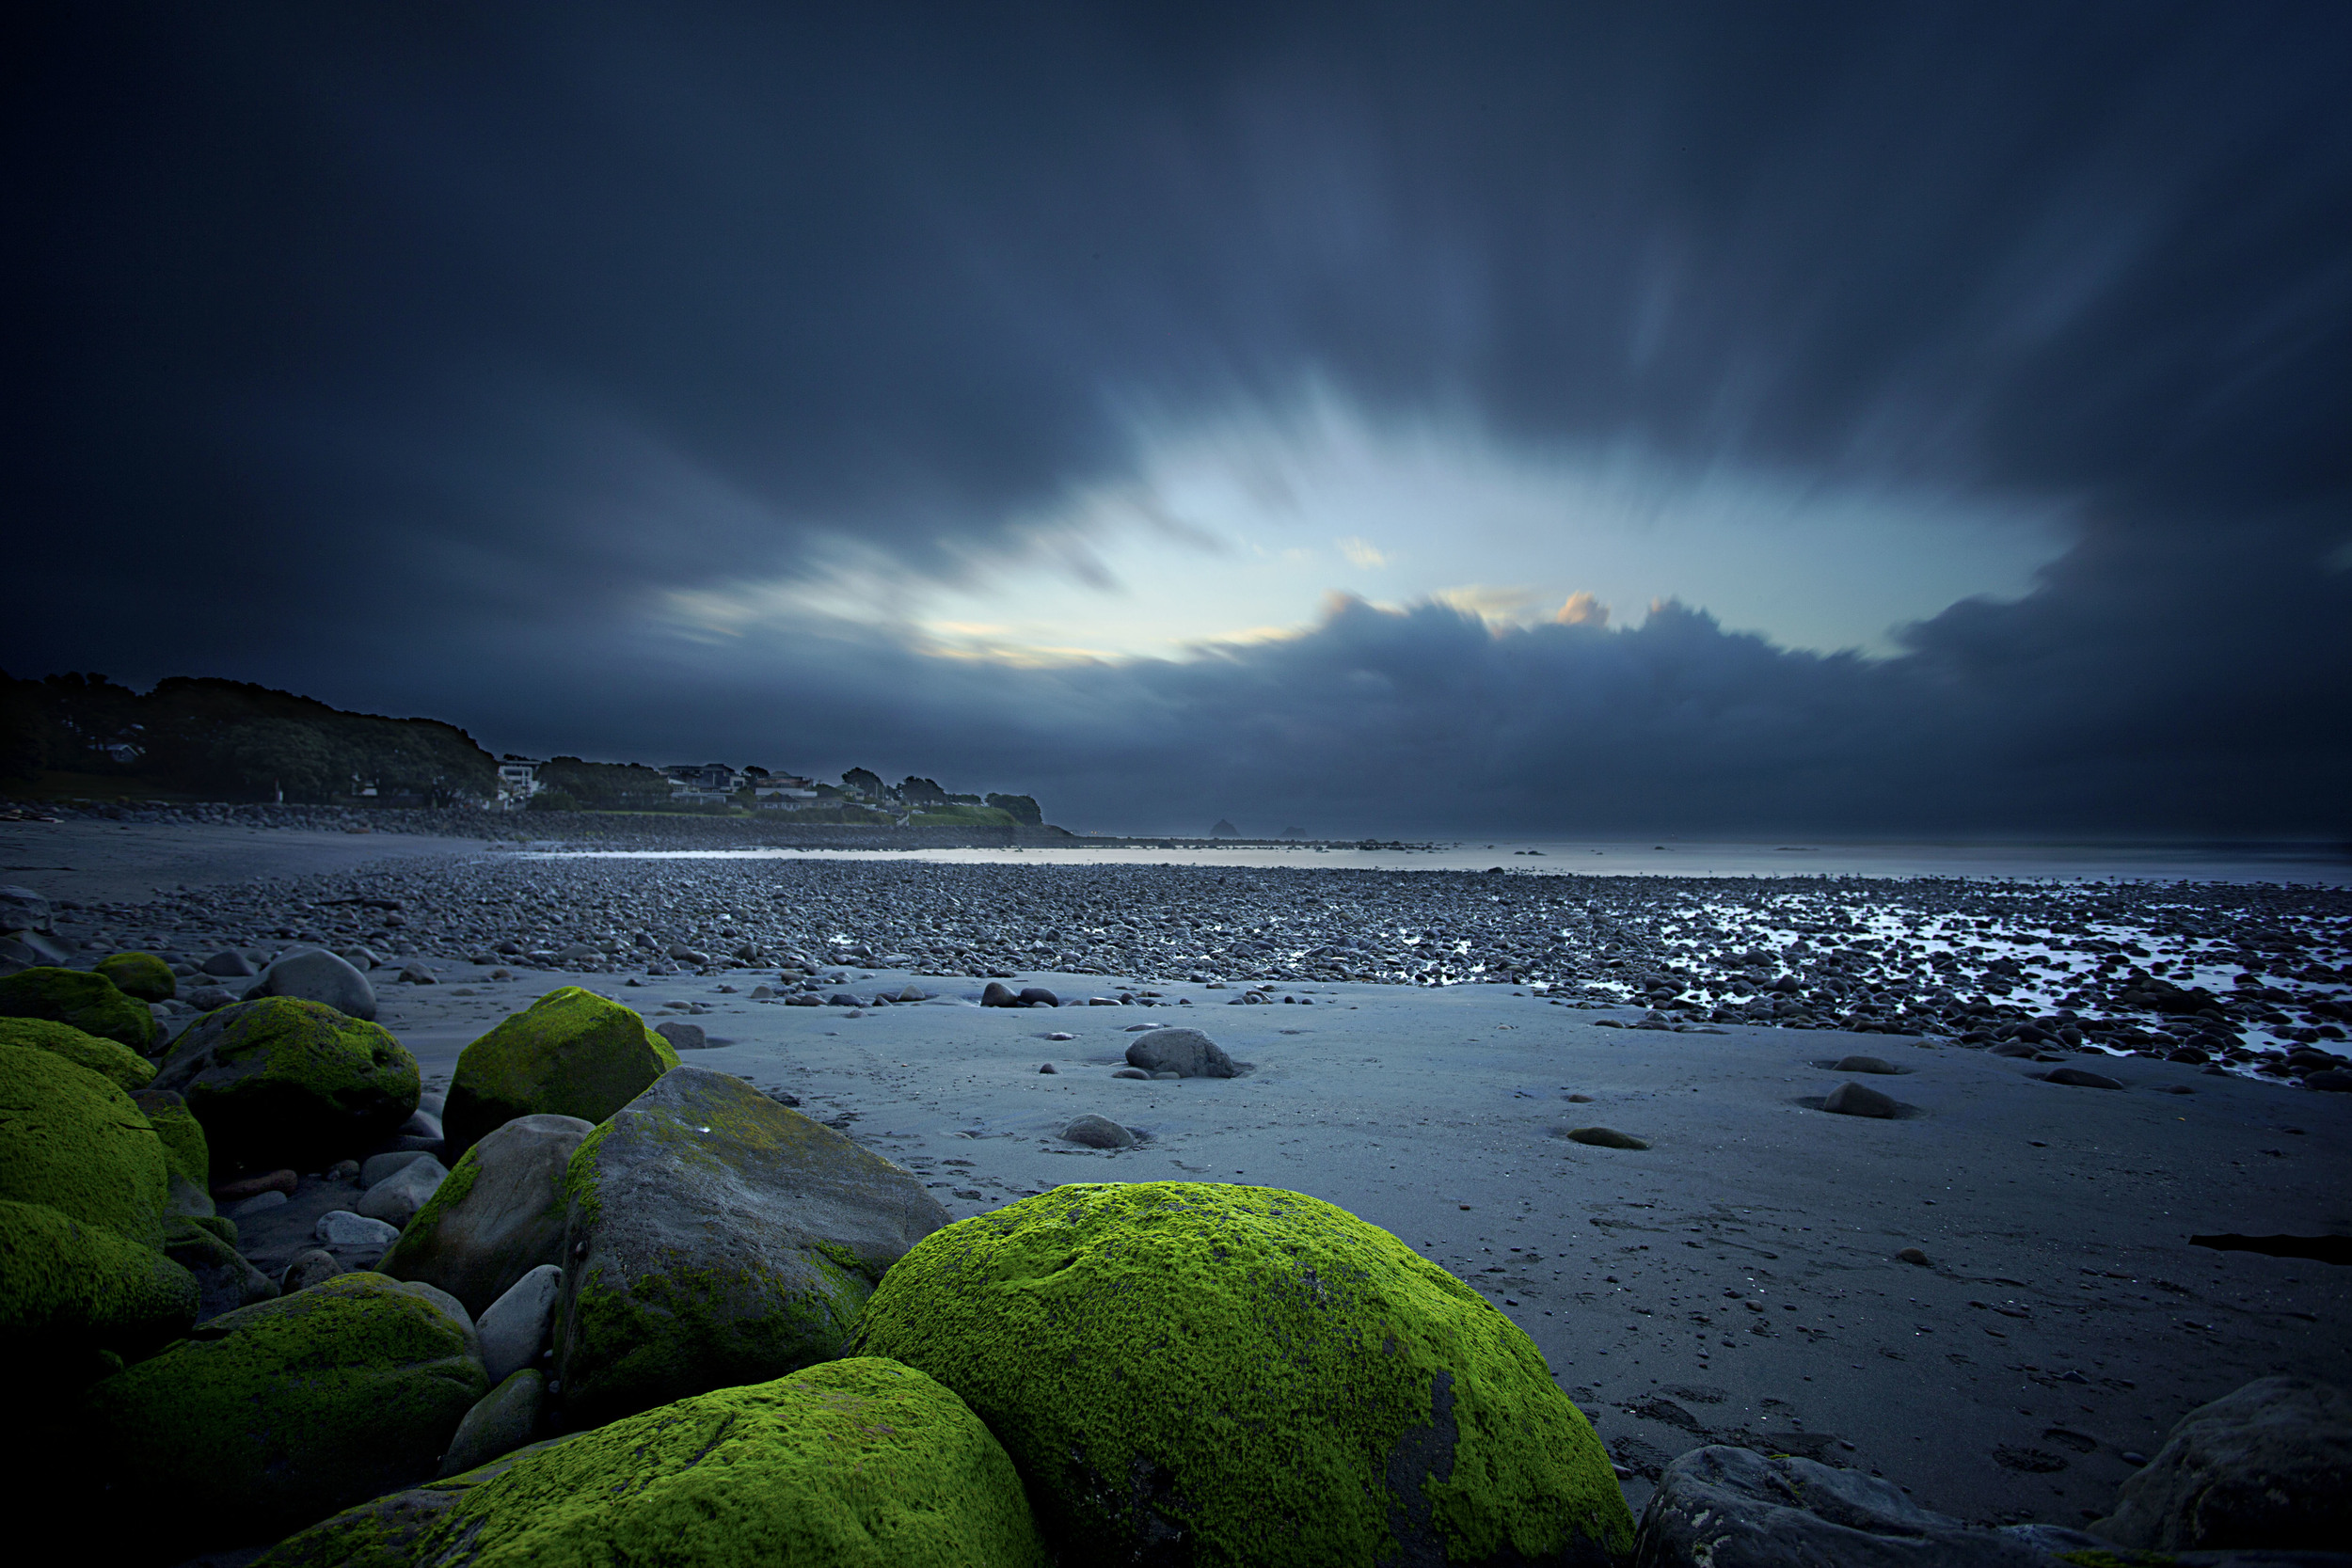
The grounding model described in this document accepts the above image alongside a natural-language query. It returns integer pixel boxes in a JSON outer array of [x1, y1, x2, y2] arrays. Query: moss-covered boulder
[[163, 1213, 279, 1321], [154, 997, 419, 1176], [847, 1181, 1635, 1567], [553, 1065, 949, 1428], [379, 1113, 592, 1318], [80, 1272, 487, 1555], [95, 950, 176, 1004], [443, 987, 678, 1160], [0, 1040, 170, 1244], [0, 1197, 198, 1363], [0, 1015, 155, 1091], [133, 1085, 211, 1189], [0, 965, 155, 1053], [259, 1358, 1048, 1568]]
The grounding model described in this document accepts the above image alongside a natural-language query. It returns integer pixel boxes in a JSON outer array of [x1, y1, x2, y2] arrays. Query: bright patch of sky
[[666, 390, 2073, 662]]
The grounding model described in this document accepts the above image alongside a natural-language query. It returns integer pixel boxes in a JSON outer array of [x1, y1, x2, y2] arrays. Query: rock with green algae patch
[[95, 950, 176, 1004], [846, 1180, 1635, 1568], [442, 987, 678, 1160], [78, 1272, 487, 1557], [0, 1015, 156, 1091], [133, 1086, 211, 1186], [154, 997, 419, 1176], [0, 964, 156, 1053], [0, 1197, 198, 1362], [377, 1113, 591, 1319], [257, 1358, 1049, 1568], [163, 1213, 279, 1321], [552, 1065, 949, 1428], [0, 1039, 170, 1244]]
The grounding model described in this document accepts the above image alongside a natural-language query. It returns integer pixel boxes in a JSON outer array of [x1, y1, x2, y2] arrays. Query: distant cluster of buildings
[[493, 758, 821, 811]]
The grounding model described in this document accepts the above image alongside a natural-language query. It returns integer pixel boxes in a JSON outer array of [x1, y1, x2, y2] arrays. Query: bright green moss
[[155, 997, 419, 1174], [443, 987, 678, 1158], [80, 1272, 488, 1549], [131, 1087, 210, 1189], [848, 1181, 1634, 1567], [254, 1437, 580, 1568], [0, 965, 155, 1052], [558, 1120, 611, 1223], [0, 1015, 155, 1091], [0, 1040, 170, 1244], [563, 1249, 871, 1428], [0, 1196, 197, 1354], [95, 951, 176, 1004], [392, 1358, 1047, 1567]]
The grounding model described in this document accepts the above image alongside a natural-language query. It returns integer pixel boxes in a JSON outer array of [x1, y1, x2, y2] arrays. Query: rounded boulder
[[0, 1197, 199, 1364], [248, 947, 378, 1021], [378, 1113, 593, 1318], [847, 1181, 1633, 1566], [442, 987, 678, 1160], [263, 1357, 1048, 1568], [79, 1272, 488, 1554], [0, 1015, 155, 1092], [0, 965, 156, 1053], [95, 951, 177, 1004], [153, 997, 420, 1177], [1122, 1026, 1238, 1079], [0, 1040, 170, 1244]]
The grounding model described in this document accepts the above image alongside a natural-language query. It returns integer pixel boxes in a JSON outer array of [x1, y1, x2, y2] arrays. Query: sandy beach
[[7, 816, 2347, 1532]]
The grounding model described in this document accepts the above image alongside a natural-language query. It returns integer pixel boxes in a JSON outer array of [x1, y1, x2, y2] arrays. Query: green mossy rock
[[443, 987, 678, 1159], [0, 1040, 170, 1244], [0, 1197, 198, 1363], [0, 965, 156, 1053], [378, 1113, 591, 1318], [133, 1085, 212, 1189], [847, 1181, 1635, 1567], [95, 950, 177, 1004], [253, 1437, 578, 1568], [553, 1066, 949, 1428], [154, 997, 419, 1175], [81, 1272, 488, 1554], [163, 1213, 280, 1320], [261, 1359, 1048, 1568], [0, 1015, 156, 1091]]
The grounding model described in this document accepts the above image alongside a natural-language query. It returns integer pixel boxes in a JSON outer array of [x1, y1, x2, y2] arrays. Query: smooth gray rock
[[316, 1210, 403, 1248], [1636, 1445, 2086, 1566], [400, 1107, 445, 1140], [1833, 1055, 1899, 1074], [248, 947, 377, 1021], [1060, 1113, 1136, 1148], [358, 1155, 449, 1228], [550, 942, 603, 967], [2046, 1067, 2124, 1090], [200, 949, 258, 977], [437, 1370, 545, 1479], [2091, 1377, 2351, 1553], [1822, 1081, 1899, 1117], [477, 1263, 562, 1385], [552, 1065, 950, 1426], [361, 1148, 436, 1187], [654, 1020, 708, 1051], [0, 884, 51, 933], [1122, 1026, 1237, 1079], [279, 1248, 342, 1291], [377, 1112, 594, 1318], [229, 1190, 289, 1219]]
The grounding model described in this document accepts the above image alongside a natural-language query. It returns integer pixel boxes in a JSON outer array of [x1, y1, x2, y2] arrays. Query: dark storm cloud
[[7, 3, 2348, 831]]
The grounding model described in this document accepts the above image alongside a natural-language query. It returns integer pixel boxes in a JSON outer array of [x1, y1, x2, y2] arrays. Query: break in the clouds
[[8, 3, 2349, 833]]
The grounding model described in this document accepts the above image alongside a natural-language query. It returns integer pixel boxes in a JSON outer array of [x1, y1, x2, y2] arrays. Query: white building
[[496, 757, 544, 808]]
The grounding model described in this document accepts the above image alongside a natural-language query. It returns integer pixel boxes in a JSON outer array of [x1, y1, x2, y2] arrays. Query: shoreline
[[2, 818, 2346, 1533]]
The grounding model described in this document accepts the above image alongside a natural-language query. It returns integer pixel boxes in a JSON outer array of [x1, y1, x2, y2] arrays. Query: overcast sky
[[8, 3, 2348, 835]]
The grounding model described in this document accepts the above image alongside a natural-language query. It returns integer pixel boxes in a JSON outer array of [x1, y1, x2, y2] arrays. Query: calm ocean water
[[528, 837, 2352, 886]]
